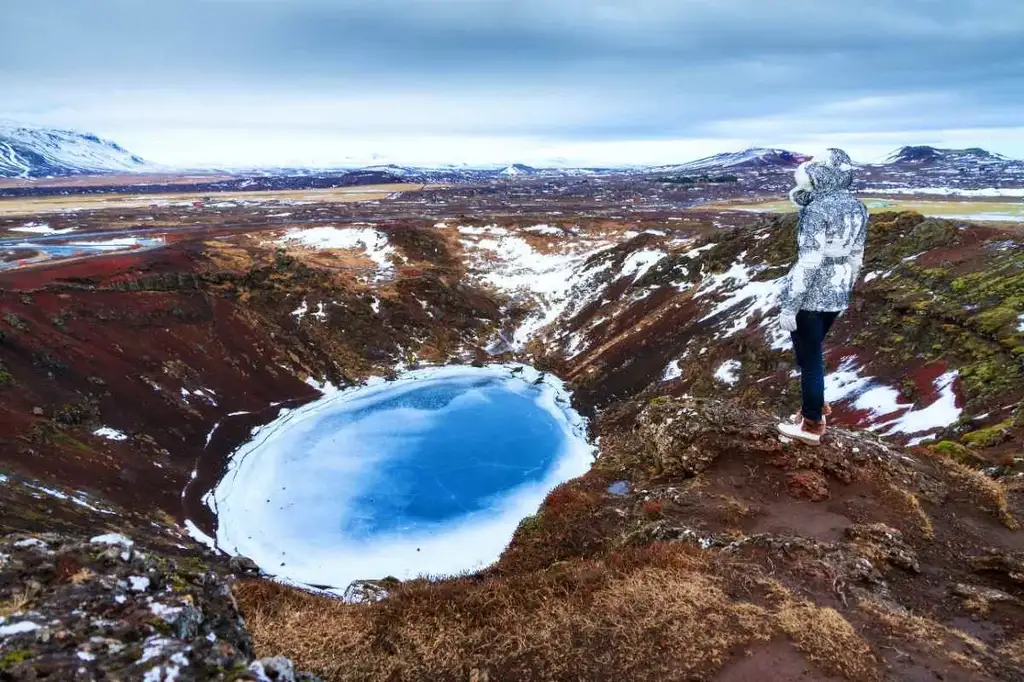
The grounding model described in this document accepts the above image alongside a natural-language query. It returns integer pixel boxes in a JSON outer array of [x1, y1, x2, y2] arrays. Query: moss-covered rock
[[961, 420, 1015, 449]]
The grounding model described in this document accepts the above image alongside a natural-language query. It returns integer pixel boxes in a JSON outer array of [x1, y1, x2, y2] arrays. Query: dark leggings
[[791, 310, 839, 422]]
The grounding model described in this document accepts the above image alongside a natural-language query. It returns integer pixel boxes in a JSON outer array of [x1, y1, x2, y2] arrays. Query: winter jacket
[[779, 155, 869, 315]]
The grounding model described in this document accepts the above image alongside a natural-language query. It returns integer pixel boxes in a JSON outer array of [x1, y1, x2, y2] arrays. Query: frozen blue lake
[[209, 364, 593, 593]]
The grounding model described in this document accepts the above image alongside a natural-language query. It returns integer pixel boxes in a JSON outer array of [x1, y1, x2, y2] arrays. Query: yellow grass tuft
[[776, 601, 880, 681]]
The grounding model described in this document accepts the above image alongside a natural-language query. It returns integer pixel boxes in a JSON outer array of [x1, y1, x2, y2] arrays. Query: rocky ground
[[0, 489, 322, 680], [0, 175, 1020, 680], [237, 398, 1023, 681]]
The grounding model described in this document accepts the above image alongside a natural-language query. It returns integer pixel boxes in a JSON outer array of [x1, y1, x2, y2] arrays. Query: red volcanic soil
[[0, 222, 503, 533], [0, 246, 321, 518]]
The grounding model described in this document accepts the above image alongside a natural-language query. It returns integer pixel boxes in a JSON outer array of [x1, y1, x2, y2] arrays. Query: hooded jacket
[[779, 153, 869, 315]]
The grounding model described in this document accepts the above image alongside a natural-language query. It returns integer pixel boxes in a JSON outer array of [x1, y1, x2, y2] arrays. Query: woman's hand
[[780, 311, 798, 332]]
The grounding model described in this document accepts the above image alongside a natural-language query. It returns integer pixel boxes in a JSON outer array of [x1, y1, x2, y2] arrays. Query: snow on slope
[[883, 145, 1008, 165], [863, 186, 1024, 198], [0, 123, 151, 178], [458, 225, 615, 349], [659, 148, 808, 173], [276, 226, 397, 281]]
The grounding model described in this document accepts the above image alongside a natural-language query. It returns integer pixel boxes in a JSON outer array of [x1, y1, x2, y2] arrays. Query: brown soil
[[0, 181, 1019, 682]]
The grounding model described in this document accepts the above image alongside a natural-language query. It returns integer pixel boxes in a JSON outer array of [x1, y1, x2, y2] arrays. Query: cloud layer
[[4, 0, 1023, 165]]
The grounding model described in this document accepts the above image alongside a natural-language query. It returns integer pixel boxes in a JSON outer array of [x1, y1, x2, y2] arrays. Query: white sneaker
[[778, 418, 825, 446]]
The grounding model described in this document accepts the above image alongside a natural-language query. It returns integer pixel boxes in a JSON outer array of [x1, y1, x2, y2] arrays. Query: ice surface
[[209, 364, 593, 592]]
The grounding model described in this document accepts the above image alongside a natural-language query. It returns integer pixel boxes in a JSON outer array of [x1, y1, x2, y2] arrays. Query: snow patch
[[277, 227, 395, 279], [619, 249, 666, 283], [880, 371, 962, 437], [93, 427, 128, 441], [864, 186, 1024, 198], [10, 222, 75, 235], [129, 576, 151, 592], [523, 224, 563, 236], [184, 520, 219, 553], [661, 359, 683, 382], [91, 533, 133, 547], [714, 360, 741, 386], [0, 621, 41, 636], [466, 234, 609, 348]]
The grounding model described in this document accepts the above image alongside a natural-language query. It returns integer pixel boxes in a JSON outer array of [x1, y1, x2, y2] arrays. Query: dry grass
[[887, 485, 935, 540], [0, 183, 435, 217], [775, 600, 879, 681], [926, 453, 1019, 529], [858, 596, 989, 671], [0, 589, 34, 618], [714, 493, 753, 526], [998, 636, 1024, 665], [235, 543, 896, 682], [710, 198, 1024, 222]]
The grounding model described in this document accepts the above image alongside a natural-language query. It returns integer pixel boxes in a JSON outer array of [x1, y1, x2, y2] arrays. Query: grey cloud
[[2, 0, 1023, 148]]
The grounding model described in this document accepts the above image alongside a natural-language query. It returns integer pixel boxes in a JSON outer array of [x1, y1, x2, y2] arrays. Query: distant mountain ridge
[[1, 122, 1020, 180], [882, 145, 1009, 166], [655, 148, 811, 174], [0, 123, 152, 178]]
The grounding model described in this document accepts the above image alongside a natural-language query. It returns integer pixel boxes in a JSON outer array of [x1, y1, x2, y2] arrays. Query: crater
[[200, 364, 593, 593]]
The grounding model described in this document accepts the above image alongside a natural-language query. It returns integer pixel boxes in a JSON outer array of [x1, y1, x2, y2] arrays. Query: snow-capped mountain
[[882, 145, 1008, 166], [656, 148, 809, 174], [0, 123, 151, 178], [868, 145, 1024, 186], [499, 163, 538, 177]]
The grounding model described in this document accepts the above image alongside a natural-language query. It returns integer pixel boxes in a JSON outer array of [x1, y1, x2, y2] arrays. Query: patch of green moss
[[0, 362, 12, 387], [647, 395, 673, 407], [175, 555, 208, 575], [961, 419, 1014, 449], [515, 513, 544, 538], [0, 649, 33, 669], [51, 430, 93, 454], [974, 306, 1021, 335], [930, 440, 984, 466]]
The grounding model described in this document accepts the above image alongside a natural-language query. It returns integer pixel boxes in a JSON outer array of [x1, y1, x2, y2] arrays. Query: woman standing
[[777, 149, 868, 445]]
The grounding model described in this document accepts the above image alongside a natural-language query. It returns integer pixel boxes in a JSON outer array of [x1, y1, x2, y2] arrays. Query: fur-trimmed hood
[[788, 148, 854, 207]]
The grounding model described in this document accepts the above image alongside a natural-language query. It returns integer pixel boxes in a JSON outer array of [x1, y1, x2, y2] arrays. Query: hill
[[0, 123, 151, 178]]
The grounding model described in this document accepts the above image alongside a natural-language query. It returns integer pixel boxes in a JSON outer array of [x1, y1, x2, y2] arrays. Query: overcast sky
[[3, 0, 1023, 167]]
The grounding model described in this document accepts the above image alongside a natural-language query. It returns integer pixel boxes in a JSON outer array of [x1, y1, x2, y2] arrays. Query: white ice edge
[[209, 363, 594, 593]]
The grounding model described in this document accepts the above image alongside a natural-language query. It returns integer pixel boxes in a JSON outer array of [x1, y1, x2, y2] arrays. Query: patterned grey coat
[[779, 158, 869, 315]]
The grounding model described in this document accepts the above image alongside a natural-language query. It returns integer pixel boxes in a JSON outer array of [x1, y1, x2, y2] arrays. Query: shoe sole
[[778, 425, 823, 447]]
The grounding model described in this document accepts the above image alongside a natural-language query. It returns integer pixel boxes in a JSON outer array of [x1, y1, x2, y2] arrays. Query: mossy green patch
[[0, 649, 33, 669], [930, 440, 984, 466], [515, 512, 544, 539], [961, 420, 1015, 449]]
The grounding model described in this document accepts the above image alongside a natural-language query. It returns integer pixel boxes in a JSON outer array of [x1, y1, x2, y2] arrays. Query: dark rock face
[[0, 533, 321, 681]]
